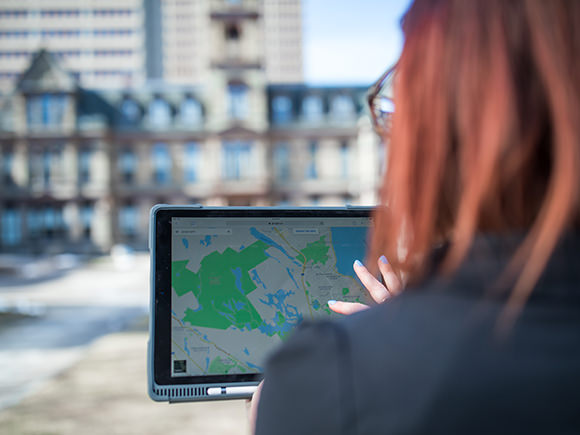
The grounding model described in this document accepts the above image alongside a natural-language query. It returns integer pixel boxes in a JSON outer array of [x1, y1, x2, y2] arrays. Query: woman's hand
[[247, 381, 263, 435], [328, 255, 402, 315]]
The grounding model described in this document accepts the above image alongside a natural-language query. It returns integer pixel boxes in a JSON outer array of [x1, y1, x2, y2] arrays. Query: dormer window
[[26, 93, 68, 130], [330, 95, 355, 121], [120, 98, 141, 122], [302, 95, 323, 123], [272, 95, 292, 125], [149, 97, 172, 129], [180, 97, 203, 126]]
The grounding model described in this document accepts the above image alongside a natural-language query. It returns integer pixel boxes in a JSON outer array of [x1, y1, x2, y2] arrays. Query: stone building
[[0, 0, 382, 255]]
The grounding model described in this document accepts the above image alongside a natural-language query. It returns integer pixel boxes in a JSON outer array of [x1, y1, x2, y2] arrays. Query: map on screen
[[170, 216, 370, 377]]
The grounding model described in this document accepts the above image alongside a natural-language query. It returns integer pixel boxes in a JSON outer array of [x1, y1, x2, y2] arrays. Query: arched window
[[272, 96, 292, 124], [228, 83, 248, 120], [273, 142, 290, 180], [302, 95, 324, 123], [223, 141, 254, 180], [118, 203, 137, 237], [152, 143, 172, 184], [149, 98, 172, 128], [1, 207, 21, 246], [184, 142, 201, 183], [330, 95, 355, 121], [120, 98, 140, 122], [306, 141, 318, 179], [119, 148, 137, 184], [180, 97, 203, 126]]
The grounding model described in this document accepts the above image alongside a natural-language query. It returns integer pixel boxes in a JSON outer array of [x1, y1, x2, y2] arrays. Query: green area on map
[[172, 240, 269, 330], [299, 235, 330, 265], [208, 356, 247, 374]]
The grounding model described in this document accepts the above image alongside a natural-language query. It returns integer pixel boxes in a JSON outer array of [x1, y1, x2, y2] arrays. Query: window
[[272, 96, 292, 125], [330, 95, 355, 121], [180, 98, 203, 126], [184, 143, 201, 183], [119, 149, 137, 184], [1, 208, 21, 246], [78, 149, 92, 185], [27, 209, 42, 239], [340, 142, 349, 179], [152, 143, 172, 184], [149, 98, 172, 128], [225, 24, 240, 40], [80, 203, 93, 239], [306, 141, 318, 179], [223, 141, 253, 180], [119, 204, 137, 237], [42, 206, 65, 239], [26, 94, 68, 130], [273, 143, 290, 181], [42, 148, 63, 186], [228, 84, 248, 120], [2, 151, 14, 185], [302, 95, 324, 123], [120, 98, 141, 123]]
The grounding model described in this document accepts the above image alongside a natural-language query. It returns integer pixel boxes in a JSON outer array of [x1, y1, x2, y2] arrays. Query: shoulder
[[255, 320, 353, 435]]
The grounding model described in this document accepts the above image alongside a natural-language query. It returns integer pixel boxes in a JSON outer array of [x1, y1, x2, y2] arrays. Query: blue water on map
[[330, 227, 368, 281], [250, 270, 266, 289], [184, 337, 191, 356], [258, 289, 302, 336], [200, 235, 212, 246], [286, 267, 299, 289], [246, 362, 263, 371], [243, 347, 250, 356], [250, 227, 300, 266], [264, 251, 280, 264], [231, 267, 244, 294], [182, 238, 189, 249]]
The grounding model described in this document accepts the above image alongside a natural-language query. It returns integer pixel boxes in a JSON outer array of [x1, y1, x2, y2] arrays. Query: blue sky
[[302, 0, 412, 85]]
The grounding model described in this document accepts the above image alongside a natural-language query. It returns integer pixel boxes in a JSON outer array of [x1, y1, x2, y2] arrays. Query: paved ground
[[0, 325, 250, 435], [0, 254, 250, 434]]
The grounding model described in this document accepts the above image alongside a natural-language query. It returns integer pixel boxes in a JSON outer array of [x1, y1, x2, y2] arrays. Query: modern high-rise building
[[0, 0, 303, 91], [0, 0, 146, 92], [147, 0, 303, 85]]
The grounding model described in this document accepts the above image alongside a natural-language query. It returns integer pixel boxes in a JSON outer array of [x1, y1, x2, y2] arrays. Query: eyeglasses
[[366, 64, 396, 135]]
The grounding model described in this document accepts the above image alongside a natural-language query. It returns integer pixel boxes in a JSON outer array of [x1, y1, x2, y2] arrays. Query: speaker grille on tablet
[[153, 386, 207, 399]]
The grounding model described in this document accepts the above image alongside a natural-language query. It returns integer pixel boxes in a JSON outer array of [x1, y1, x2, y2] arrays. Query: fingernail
[[354, 260, 363, 267], [328, 300, 337, 306], [380, 255, 389, 264]]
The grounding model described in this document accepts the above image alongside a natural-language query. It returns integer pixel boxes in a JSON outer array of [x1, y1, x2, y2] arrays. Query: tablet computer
[[148, 205, 373, 402]]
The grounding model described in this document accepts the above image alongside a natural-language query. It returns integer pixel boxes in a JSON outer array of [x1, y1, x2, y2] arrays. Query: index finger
[[353, 260, 390, 304]]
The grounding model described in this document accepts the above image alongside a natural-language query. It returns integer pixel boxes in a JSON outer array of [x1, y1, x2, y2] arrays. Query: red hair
[[370, 0, 580, 312]]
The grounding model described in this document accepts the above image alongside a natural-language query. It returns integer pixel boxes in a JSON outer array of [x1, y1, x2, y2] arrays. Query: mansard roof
[[17, 49, 77, 93]]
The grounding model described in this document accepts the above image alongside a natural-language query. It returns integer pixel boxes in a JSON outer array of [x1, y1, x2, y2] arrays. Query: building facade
[[0, 0, 146, 92], [0, 0, 381, 255], [146, 0, 303, 85], [0, 49, 381, 254]]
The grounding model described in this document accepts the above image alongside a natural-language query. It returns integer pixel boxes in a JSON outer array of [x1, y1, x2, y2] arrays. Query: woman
[[253, 1, 580, 433]]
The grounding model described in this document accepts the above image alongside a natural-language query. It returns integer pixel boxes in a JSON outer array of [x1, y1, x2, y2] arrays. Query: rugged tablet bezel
[[148, 205, 372, 402]]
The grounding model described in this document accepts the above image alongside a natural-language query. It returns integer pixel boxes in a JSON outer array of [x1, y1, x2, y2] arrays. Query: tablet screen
[[170, 215, 371, 378]]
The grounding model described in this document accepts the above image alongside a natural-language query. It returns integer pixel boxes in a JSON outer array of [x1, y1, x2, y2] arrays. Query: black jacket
[[255, 234, 580, 434]]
